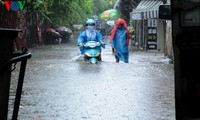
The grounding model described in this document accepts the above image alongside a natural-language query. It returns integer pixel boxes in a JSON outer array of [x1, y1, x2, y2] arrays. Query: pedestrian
[[109, 18, 130, 63], [77, 19, 105, 60]]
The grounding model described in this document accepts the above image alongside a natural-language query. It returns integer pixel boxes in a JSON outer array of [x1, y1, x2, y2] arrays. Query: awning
[[131, 0, 163, 20]]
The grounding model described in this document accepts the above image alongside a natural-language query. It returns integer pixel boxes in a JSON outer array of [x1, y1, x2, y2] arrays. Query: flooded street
[[10, 34, 175, 120]]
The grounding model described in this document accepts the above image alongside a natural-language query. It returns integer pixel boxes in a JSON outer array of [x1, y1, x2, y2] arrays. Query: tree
[[114, 0, 140, 23]]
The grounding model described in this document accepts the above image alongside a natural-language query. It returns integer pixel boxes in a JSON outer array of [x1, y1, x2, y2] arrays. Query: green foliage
[[0, 0, 4, 5], [92, 0, 116, 15], [27, 0, 118, 27], [46, 0, 94, 27], [25, 0, 58, 25], [27, 0, 53, 24]]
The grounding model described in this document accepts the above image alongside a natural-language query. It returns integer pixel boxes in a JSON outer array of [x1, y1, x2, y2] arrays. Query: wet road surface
[[9, 35, 175, 120]]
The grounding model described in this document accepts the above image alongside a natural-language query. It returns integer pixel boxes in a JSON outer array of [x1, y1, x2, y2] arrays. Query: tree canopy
[[29, 0, 117, 27]]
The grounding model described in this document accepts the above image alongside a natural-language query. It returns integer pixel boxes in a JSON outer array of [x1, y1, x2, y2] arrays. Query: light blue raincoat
[[77, 29, 105, 54], [111, 25, 129, 63]]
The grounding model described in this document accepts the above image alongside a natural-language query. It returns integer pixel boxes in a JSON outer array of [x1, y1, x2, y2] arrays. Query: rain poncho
[[110, 19, 130, 63], [77, 27, 105, 54]]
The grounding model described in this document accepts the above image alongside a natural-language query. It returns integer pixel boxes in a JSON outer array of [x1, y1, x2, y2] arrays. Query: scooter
[[81, 41, 105, 64]]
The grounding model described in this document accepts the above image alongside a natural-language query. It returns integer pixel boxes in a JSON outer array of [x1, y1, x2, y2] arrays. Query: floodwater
[[9, 33, 175, 120]]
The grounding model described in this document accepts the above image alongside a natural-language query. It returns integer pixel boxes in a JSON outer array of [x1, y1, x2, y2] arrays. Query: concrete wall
[[157, 19, 165, 51], [164, 0, 173, 59], [164, 20, 173, 59]]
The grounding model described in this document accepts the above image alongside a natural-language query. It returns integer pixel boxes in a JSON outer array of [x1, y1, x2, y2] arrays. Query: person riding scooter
[[77, 19, 105, 61]]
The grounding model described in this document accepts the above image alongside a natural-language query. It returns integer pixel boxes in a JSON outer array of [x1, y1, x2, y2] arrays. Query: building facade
[[130, 0, 172, 58]]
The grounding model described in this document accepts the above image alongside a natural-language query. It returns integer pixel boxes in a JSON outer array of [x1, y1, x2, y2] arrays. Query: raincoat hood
[[109, 19, 130, 46]]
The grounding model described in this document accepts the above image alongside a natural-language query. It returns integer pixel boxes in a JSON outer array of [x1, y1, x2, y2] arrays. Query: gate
[[0, 28, 31, 120]]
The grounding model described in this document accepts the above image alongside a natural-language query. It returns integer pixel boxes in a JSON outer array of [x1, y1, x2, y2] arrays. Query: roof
[[130, 0, 163, 20]]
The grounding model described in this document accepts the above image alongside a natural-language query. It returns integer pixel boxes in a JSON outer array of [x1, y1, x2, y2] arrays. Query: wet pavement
[[9, 34, 175, 120]]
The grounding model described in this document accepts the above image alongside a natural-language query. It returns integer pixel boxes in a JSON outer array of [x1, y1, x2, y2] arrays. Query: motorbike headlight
[[87, 42, 96, 48]]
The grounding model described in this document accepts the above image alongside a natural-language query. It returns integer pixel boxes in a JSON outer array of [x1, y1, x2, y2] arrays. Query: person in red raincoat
[[110, 18, 130, 63]]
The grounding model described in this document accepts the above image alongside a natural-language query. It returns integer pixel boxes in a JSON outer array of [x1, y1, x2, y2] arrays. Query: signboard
[[147, 27, 157, 50], [131, 13, 142, 20]]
